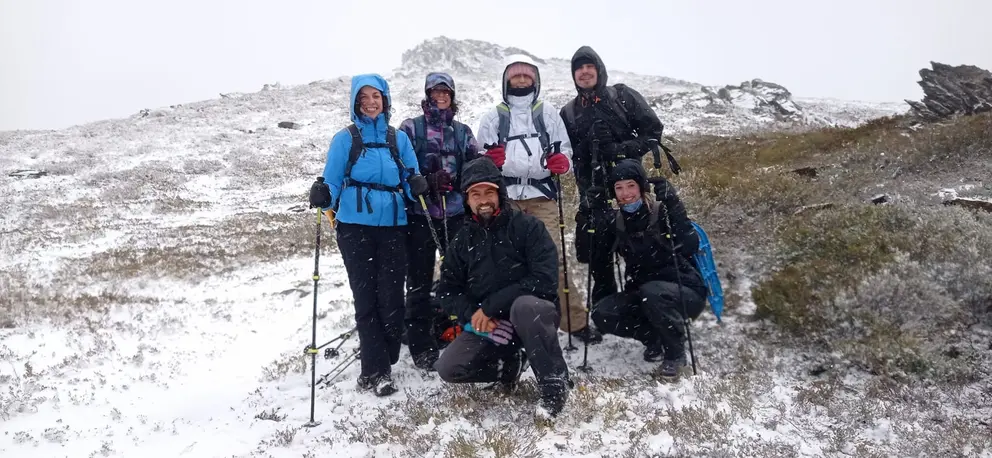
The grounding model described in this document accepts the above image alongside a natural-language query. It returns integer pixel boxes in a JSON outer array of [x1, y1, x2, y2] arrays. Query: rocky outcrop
[[905, 62, 992, 120]]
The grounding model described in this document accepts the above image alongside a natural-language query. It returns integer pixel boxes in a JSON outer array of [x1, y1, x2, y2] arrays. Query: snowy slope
[[1, 37, 981, 458]]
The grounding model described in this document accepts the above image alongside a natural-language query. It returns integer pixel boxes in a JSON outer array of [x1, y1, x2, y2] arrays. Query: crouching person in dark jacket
[[592, 159, 707, 381], [434, 157, 570, 420]]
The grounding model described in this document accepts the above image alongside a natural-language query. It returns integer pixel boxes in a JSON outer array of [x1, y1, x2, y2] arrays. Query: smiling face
[[357, 85, 383, 118], [574, 63, 598, 89], [467, 183, 500, 221], [613, 179, 641, 206], [509, 74, 534, 89], [429, 86, 452, 110]]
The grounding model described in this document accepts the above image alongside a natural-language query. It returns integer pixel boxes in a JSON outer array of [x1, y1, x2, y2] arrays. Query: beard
[[474, 203, 496, 224]]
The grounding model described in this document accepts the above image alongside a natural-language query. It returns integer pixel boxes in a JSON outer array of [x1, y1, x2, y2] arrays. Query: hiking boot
[[643, 340, 665, 362], [373, 374, 398, 397], [483, 349, 527, 394], [570, 326, 603, 345], [658, 355, 689, 382], [536, 381, 568, 420], [356, 375, 375, 392], [412, 350, 439, 372]]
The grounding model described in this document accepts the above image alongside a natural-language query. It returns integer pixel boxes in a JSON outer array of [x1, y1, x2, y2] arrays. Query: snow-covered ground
[[3, 38, 988, 458]]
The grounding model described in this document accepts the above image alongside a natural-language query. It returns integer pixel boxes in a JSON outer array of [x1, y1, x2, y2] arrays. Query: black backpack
[[338, 123, 412, 226]]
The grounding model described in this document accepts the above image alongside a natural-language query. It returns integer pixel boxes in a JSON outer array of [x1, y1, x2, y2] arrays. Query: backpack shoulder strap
[[496, 102, 510, 144], [562, 99, 577, 128], [413, 116, 427, 154], [345, 123, 363, 179], [385, 126, 403, 168], [531, 100, 550, 152]]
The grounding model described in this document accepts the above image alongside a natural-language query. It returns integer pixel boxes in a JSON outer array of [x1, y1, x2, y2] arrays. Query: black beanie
[[607, 159, 649, 197], [572, 56, 597, 74]]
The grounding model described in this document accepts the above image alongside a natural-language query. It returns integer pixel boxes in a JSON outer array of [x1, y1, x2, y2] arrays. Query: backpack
[[613, 201, 725, 322], [561, 85, 631, 142], [337, 123, 411, 226], [495, 100, 559, 200], [412, 116, 469, 173], [563, 84, 683, 175], [496, 100, 550, 157]]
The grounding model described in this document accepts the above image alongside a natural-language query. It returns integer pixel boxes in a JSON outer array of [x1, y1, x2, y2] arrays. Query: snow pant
[[590, 280, 705, 360], [404, 212, 464, 362], [434, 295, 569, 388], [336, 222, 407, 379], [575, 207, 618, 305], [515, 197, 586, 333]]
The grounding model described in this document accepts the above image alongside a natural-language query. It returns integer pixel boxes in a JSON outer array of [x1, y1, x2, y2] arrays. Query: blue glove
[[463, 321, 515, 345], [463, 322, 490, 337]]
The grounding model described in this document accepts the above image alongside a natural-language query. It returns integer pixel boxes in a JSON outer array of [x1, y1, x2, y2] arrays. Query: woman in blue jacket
[[320, 73, 427, 397]]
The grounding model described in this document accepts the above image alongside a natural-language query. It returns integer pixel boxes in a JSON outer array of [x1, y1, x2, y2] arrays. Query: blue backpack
[[614, 202, 725, 323]]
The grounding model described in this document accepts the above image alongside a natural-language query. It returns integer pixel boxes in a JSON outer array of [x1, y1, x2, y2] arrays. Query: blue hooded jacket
[[321, 74, 420, 226]]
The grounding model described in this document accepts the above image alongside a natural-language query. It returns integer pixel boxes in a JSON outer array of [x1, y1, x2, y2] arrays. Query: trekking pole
[[303, 177, 330, 428], [418, 195, 445, 262], [648, 140, 696, 376], [542, 141, 577, 353], [578, 137, 601, 372], [441, 194, 450, 250]]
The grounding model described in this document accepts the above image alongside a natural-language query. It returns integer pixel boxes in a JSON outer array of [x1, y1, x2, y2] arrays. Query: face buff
[[621, 199, 643, 213]]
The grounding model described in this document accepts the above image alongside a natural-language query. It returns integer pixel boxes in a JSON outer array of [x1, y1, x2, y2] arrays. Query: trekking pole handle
[[541, 141, 562, 170]]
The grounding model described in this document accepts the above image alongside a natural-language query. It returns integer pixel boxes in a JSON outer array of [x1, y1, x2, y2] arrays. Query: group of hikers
[[307, 46, 709, 419]]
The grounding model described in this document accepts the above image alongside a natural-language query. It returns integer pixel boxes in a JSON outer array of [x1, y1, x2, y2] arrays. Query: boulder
[[905, 62, 992, 120]]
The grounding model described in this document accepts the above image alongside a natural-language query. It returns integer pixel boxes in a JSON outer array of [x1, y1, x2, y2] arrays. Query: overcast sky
[[1, 0, 988, 131]]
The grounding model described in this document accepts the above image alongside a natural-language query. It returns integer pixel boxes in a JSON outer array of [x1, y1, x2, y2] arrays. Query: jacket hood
[[607, 159, 649, 199], [570, 46, 608, 93], [501, 54, 541, 104], [350, 73, 391, 124], [460, 157, 510, 212]]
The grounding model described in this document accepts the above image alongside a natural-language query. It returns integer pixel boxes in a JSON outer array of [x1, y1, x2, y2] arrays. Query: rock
[[791, 166, 818, 178], [794, 202, 835, 215], [8, 169, 48, 179], [944, 197, 992, 213], [870, 194, 891, 205], [905, 62, 992, 120], [278, 121, 301, 130]]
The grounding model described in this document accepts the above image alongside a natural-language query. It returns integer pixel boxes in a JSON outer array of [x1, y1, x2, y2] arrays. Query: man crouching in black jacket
[[593, 159, 707, 382], [434, 157, 570, 420]]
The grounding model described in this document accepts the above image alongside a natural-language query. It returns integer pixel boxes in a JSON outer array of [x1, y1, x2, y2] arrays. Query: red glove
[[545, 153, 570, 174], [484, 144, 505, 168]]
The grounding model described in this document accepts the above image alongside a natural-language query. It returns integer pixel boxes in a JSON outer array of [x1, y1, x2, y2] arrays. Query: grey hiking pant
[[434, 295, 569, 387], [591, 280, 705, 359]]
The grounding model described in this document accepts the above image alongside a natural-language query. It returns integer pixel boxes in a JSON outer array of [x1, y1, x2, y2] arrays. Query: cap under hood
[[501, 54, 541, 104], [570, 46, 608, 93], [460, 157, 510, 211]]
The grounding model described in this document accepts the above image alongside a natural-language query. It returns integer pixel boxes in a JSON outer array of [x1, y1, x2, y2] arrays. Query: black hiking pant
[[336, 222, 407, 379], [434, 295, 569, 389], [576, 207, 618, 303], [591, 281, 705, 360], [404, 213, 464, 362]]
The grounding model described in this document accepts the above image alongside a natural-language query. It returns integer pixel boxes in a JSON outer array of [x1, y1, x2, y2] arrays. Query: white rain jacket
[[475, 55, 573, 201]]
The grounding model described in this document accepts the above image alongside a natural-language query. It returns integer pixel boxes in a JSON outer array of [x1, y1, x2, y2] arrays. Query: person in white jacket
[[476, 54, 603, 345]]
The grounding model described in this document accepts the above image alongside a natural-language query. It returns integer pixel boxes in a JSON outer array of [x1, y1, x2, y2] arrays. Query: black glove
[[584, 186, 610, 208], [408, 174, 429, 196], [309, 176, 332, 209], [427, 170, 453, 193]]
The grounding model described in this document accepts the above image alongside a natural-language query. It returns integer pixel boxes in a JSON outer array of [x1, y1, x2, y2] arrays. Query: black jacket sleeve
[[654, 177, 699, 258], [437, 232, 479, 324], [481, 215, 559, 318], [616, 84, 664, 161]]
